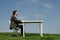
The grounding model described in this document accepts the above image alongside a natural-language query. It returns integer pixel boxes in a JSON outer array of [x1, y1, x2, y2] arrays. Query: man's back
[[10, 16, 21, 29]]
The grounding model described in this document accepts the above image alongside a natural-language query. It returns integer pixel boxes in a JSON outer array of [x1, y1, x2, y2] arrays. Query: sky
[[0, 0, 60, 34]]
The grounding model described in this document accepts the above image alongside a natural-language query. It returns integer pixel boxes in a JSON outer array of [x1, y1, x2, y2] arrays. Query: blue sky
[[0, 0, 60, 34]]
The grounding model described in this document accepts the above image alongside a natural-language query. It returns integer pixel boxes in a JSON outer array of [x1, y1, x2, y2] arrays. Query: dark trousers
[[17, 25, 23, 36]]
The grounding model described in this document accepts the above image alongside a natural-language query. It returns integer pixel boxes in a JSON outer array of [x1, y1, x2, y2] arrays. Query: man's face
[[15, 12, 18, 16]]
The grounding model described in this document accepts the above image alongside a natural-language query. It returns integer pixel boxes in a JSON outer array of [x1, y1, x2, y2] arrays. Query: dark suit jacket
[[10, 16, 21, 29]]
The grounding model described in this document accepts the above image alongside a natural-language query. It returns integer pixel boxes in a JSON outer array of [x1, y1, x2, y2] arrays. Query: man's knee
[[20, 25, 23, 29]]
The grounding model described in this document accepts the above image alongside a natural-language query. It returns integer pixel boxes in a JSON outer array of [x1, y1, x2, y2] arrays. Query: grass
[[0, 32, 60, 40]]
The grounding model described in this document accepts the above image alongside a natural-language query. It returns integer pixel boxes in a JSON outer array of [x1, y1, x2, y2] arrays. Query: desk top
[[21, 20, 43, 23]]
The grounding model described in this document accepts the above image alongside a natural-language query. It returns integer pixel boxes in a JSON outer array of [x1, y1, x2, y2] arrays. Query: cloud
[[18, 16, 29, 20], [34, 13, 44, 19], [41, 3, 54, 14], [31, 0, 39, 2], [29, 13, 44, 19], [18, 13, 44, 20], [42, 3, 52, 9], [34, 13, 40, 17]]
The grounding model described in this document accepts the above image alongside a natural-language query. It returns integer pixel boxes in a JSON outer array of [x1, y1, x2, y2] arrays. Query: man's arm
[[12, 16, 21, 23]]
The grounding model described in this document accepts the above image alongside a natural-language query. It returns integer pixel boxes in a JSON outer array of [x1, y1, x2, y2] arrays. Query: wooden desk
[[21, 20, 44, 37]]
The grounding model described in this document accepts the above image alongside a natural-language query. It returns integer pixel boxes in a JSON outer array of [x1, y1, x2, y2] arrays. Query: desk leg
[[23, 22, 25, 37], [40, 23, 43, 37]]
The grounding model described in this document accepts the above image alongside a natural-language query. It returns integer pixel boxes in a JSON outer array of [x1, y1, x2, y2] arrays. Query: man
[[10, 10, 23, 36]]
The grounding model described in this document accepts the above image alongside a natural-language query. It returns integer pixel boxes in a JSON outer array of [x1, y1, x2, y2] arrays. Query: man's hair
[[13, 10, 17, 15]]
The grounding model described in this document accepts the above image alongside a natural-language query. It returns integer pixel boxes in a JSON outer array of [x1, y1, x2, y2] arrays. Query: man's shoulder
[[11, 16, 15, 18], [10, 16, 14, 20]]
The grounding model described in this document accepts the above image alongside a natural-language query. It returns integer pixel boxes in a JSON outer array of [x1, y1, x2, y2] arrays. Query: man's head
[[13, 10, 18, 17]]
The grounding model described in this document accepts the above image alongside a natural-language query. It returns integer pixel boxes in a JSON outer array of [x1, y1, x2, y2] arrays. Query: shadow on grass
[[40, 37, 54, 40], [40, 34, 54, 40], [25, 33, 40, 36]]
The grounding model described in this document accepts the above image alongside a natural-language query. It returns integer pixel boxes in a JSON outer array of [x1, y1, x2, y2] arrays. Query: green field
[[0, 32, 60, 40]]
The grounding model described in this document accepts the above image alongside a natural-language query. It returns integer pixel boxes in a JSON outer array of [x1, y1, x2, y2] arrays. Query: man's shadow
[[40, 34, 54, 40], [25, 33, 40, 36]]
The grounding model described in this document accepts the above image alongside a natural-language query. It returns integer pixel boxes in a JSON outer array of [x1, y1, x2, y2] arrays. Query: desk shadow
[[40, 36, 54, 40], [26, 34, 54, 40], [25, 33, 39, 36]]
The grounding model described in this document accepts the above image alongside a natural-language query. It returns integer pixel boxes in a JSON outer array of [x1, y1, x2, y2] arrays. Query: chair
[[9, 20, 19, 35]]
